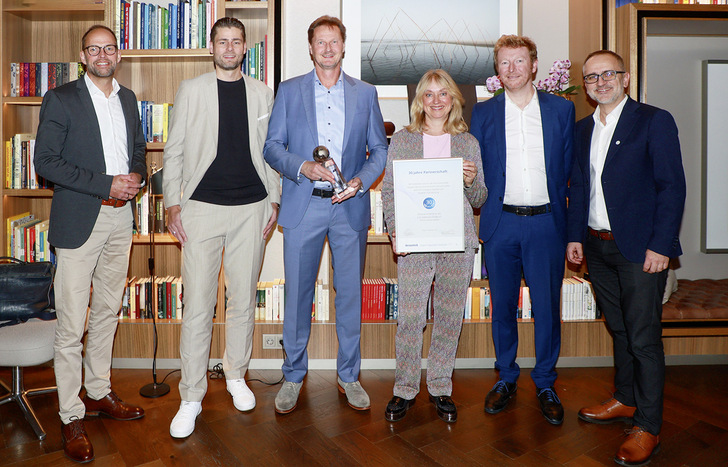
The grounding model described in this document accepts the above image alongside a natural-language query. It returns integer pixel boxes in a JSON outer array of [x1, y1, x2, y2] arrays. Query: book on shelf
[[137, 101, 172, 143], [4, 134, 50, 190], [116, 0, 217, 51], [9, 62, 83, 98], [121, 275, 183, 319]]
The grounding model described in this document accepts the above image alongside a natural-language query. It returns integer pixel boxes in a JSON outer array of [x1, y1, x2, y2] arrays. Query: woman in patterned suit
[[382, 69, 487, 423]]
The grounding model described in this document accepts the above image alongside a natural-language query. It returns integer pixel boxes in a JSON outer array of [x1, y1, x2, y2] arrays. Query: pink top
[[423, 133, 451, 158]]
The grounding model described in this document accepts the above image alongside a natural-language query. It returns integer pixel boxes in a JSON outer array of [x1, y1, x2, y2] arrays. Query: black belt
[[502, 203, 551, 216], [312, 188, 334, 198]]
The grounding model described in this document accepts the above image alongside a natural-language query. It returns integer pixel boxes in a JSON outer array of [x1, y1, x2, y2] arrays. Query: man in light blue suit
[[264, 15, 388, 414], [470, 35, 574, 425]]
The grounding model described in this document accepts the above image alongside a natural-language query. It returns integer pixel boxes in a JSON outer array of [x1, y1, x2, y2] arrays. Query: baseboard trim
[[111, 354, 728, 370]]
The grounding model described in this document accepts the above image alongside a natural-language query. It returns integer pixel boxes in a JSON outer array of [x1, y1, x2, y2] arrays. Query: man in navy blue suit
[[567, 50, 685, 467], [264, 15, 387, 414], [470, 35, 574, 425]]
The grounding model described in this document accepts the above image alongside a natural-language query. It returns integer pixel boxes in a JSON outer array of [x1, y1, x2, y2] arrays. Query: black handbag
[[0, 256, 56, 327]]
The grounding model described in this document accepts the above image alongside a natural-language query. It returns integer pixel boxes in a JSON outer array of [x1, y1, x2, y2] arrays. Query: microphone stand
[[140, 164, 170, 398]]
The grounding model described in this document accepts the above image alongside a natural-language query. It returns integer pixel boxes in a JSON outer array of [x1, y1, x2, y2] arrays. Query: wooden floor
[[1, 364, 727, 466]]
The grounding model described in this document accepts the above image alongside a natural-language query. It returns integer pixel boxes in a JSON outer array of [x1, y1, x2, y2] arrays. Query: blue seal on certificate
[[423, 197, 436, 209]]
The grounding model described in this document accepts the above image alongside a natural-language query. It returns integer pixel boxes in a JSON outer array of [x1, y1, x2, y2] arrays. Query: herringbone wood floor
[[1, 365, 727, 466]]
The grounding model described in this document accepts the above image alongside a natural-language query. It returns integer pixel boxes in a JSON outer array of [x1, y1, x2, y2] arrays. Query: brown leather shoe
[[579, 397, 636, 424], [615, 427, 660, 466], [83, 390, 145, 420], [62, 418, 94, 463]]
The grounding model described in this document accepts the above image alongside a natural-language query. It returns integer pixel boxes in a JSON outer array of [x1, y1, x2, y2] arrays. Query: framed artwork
[[341, 0, 519, 97]]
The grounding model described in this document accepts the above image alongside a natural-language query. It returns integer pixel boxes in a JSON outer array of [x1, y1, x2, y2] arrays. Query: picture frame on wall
[[341, 0, 519, 98]]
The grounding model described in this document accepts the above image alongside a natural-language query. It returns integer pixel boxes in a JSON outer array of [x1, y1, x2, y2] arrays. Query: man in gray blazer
[[34, 25, 146, 463], [163, 17, 280, 438]]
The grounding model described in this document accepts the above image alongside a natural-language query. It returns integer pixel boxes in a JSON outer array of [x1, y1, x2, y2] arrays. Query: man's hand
[[301, 160, 336, 184], [463, 160, 477, 188], [166, 205, 187, 245], [332, 177, 362, 203], [566, 242, 584, 265], [263, 203, 279, 238], [109, 174, 142, 201], [643, 249, 669, 274]]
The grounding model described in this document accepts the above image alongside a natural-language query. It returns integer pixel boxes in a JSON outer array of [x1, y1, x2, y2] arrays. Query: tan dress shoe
[[83, 390, 145, 420], [62, 418, 94, 463], [578, 397, 636, 424], [615, 427, 660, 466]]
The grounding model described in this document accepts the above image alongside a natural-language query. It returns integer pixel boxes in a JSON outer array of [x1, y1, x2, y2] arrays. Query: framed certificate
[[392, 158, 464, 253]]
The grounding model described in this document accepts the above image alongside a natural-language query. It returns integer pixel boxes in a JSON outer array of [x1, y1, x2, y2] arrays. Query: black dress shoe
[[537, 387, 564, 425], [385, 396, 413, 422], [484, 380, 517, 414], [429, 395, 457, 423]]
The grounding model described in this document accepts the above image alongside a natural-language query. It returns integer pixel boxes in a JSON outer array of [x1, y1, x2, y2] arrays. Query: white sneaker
[[227, 379, 256, 412], [169, 401, 202, 438]]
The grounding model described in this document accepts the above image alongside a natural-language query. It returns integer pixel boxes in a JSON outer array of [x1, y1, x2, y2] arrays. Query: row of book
[[9, 62, 84, 98], [4, 134, 50, 190], [139, 101, 172, 143], [116, 0, 217, 50], [5, 212, 53, 263], [243, 39, 267, 83], [562, 276, 600, 321], [121, 275, 183, 319], [256, 279, 331, 322]]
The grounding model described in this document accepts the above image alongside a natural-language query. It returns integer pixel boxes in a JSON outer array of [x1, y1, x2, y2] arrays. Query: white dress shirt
[[84, 73, 128, 176], [503, 87, 549, 206], [588, 95, 628, 231]]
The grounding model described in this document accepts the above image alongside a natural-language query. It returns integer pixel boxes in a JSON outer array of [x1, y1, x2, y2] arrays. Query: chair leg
[[0, 367, 57, 441]]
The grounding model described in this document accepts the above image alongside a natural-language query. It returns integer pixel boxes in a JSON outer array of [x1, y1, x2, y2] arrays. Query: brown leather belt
[[101, 198, 127, 208], [588, 227, 614, 241]]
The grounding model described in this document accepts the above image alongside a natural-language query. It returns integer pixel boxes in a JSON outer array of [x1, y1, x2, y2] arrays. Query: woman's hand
[[463, 160, 477, 188]]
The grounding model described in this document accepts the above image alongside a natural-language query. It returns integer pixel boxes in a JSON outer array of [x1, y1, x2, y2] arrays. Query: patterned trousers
[[393, 250, 474, 399]]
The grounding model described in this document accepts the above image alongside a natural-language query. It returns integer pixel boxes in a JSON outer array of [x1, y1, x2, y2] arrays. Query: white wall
[[645, 36, 728, 280]]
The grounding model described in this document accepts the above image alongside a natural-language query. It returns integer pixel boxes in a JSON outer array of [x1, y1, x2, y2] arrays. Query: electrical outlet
[[262, 333, 283, 350]]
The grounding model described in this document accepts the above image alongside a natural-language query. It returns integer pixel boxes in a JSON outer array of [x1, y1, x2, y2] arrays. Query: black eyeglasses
[[583, 70, 625, 84], [84, 44, 118, 56]]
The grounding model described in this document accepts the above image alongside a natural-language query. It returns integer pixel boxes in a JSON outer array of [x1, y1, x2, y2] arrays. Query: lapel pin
[[615, 141, 621, 145]]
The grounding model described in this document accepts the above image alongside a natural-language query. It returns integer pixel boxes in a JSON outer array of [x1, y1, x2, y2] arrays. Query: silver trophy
[[313, 145, 348, 194]]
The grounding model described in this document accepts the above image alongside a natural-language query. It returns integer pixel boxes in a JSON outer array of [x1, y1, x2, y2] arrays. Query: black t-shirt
[[190, 77, 267, 206]]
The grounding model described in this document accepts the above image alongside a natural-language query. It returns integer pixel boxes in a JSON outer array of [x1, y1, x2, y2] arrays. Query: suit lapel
[[604, 97, 639, 168], [118, 88, 136, 167], [579, 117, 595, 183], [300, 71, 318, 145], [243, 74, 259, 156], [494, 93, 507, 170], [205, 73, 219, 159], [538, 92, 555, 175], [342, 72, 358, 153], [76, 78, 105, 168]]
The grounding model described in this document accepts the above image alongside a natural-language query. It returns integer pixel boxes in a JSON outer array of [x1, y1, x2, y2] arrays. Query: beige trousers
[[178, 199, 269, 402], [54, 204, 133, 424]]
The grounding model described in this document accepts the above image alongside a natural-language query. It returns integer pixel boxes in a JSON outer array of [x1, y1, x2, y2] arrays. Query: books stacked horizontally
[[5, 212, 53, 263], [9, 62, 84, 98], [138, 101, 172, 143], [561, 277, 599, 321], [4, 134, 50, 189], [115, 0, 217, 50], [122, 276, 183, 319]]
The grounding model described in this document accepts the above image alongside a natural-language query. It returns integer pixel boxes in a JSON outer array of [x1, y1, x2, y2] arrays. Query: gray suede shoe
[[275, 381, 302, 414], [337, 377, 371, 410]]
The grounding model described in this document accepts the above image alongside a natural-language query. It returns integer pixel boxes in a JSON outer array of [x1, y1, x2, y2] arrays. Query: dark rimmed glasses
[[83, 45, 118, 56], [583, 70, 625, 84]]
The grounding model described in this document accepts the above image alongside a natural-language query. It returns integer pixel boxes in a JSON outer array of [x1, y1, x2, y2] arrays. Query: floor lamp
[[140, 164, 170, 398]]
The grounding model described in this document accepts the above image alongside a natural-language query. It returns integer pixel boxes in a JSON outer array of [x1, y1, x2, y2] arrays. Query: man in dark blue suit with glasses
[[567, 50, 685, 467]]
